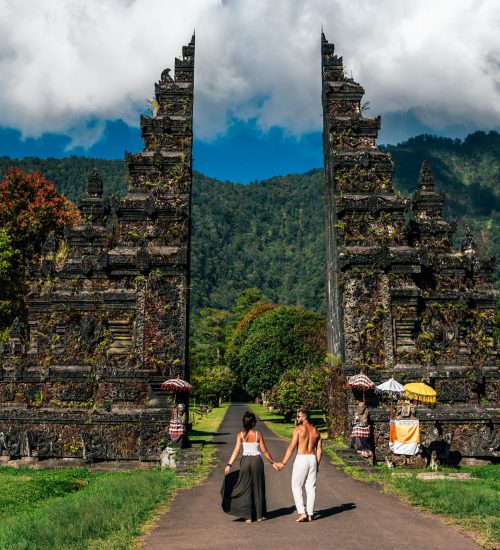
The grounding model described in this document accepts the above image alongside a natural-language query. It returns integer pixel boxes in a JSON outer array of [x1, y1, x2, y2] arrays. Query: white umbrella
[[376, 378, 405, 394], [376, 378, 405, 418]]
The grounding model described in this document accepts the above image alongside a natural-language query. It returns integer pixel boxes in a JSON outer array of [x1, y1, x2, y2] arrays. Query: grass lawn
[[0, 467, 178, 550], [249, 403, 499, 549], [183, 402, 231, 483], [188, 402, 230, 443], [0, 404, 230, 549], [387, 464, 500, 548]]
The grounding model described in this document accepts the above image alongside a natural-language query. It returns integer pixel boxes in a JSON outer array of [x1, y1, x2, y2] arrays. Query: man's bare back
[[295, 423, 321, 455]]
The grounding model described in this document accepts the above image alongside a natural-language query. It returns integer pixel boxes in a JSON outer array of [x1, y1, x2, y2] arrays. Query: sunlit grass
[[188, 402, 230, 443], [0, 403, 230, 549], [0, 467, 178, 550]]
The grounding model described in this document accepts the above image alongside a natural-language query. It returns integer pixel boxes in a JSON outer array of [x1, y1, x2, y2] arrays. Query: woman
[[221, 411, 276, 523]]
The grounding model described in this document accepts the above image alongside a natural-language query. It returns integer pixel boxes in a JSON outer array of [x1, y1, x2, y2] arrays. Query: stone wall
[[0, 36, 195, 462], [321, 33, 499, 461]]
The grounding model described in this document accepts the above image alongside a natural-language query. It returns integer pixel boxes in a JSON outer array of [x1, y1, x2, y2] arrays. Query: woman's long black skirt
[[221, 455, 267, 520]]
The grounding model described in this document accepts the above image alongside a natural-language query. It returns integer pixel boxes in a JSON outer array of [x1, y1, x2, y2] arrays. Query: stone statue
[[168, 403, 188, 448], [395, 399, 416, 419]]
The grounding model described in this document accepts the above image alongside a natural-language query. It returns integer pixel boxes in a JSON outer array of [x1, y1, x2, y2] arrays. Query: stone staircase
[[332, 447, 379, 474]]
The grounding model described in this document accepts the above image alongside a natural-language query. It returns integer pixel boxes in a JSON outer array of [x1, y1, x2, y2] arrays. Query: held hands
[[273, 462, 285, 471]]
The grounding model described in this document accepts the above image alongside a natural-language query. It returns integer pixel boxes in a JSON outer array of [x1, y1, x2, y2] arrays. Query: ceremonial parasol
[[346, 373, 375, 402], [161, 378, 193, 392], [404, 382, 436, 404], [376, 378, 406, 418]]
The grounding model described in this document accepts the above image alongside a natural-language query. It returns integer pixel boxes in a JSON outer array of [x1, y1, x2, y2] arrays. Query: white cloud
[[0, 0, 499, 146]]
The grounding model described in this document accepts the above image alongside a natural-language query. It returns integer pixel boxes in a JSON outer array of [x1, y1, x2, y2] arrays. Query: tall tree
[[190, 307, 230, 371], [0, 168, 79, 328], [227, 304, 327, 398]]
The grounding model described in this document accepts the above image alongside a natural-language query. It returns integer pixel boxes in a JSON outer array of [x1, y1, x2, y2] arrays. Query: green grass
[[247, 402, 327, 440], [387, 464, 500, 548], [0, 404, 230, 549], [0, 467, 178, 550], [188, 402, 230, 443], [182, 402, 231, 485]]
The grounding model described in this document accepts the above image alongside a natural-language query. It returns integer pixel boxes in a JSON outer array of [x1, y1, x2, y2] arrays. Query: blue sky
[[0, 113, 475, 184], [1, 1, 499, 183]]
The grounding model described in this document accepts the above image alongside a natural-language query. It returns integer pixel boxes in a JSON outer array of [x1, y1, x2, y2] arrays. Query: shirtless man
[[275, 408, 322, 522]]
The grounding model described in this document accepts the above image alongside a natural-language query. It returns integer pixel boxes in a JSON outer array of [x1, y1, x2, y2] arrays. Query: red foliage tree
[[0, 167, 79, 254], [0, 168, 79, 328]]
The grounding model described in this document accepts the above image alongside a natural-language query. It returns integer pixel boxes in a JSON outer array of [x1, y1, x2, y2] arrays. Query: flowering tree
[[0, 168, 79, 328], [0, 168, 79, 254]]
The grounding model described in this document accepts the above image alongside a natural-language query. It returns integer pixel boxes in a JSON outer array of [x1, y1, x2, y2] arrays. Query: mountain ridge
[[1, 130, 498, 311]]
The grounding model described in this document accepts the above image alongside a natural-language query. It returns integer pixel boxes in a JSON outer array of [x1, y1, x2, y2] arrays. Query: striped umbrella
[[346, 373, 375, 391], [161, 378, 193, 392]]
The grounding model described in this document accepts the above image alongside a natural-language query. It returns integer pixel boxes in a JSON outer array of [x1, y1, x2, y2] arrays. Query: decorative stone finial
[[9, 317, 22, 339], [87, 169, 103, 197], [419, 160, 435, 191], [157, 68, 177, 92]]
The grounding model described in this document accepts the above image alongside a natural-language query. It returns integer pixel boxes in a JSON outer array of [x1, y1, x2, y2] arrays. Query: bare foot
[[296, 514, 308, 522], [308, 515, 313, 522], [245, 519, 253, 523]]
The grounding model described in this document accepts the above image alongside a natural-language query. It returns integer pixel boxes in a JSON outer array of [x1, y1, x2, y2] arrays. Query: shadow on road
[[267, 506, 296, 519], [315, 503, 356, 519]]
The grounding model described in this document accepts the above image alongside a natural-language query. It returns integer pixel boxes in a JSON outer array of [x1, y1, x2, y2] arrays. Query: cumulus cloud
[[0, 0, 499, 146]]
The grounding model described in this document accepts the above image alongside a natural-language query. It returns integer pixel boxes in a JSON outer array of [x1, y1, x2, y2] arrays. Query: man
[[275, 408, 322, 522]]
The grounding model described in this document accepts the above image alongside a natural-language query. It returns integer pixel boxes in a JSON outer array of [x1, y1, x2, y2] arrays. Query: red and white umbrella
[[161, 378, 192, 392], [345, 373, 375, 402], [345, 373, 375, 392]]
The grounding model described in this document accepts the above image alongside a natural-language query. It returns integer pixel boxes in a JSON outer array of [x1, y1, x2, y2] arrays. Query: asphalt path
[[141, 403, 480, 550]]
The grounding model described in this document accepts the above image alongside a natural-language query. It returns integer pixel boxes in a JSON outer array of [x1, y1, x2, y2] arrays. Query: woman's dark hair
[[242, 411, 257, 432]]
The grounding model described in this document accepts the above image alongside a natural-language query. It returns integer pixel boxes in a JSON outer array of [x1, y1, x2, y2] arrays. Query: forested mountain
[[1, 130, 498, 312], [384, 132, 499, 266]]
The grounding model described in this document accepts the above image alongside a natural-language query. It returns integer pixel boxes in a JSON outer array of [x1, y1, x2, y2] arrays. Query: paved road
[[141, 403, 480, 550]]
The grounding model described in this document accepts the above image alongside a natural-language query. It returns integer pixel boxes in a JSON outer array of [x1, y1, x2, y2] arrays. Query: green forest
[[1, 130, 498, 312]]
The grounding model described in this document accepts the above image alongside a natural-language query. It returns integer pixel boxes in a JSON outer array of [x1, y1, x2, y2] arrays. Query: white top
[[241, 431, 261, 456]]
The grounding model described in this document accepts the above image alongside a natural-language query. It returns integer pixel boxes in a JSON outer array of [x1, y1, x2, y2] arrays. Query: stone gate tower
[[0, 36, 195, 462], [321, 33, 499, 461]]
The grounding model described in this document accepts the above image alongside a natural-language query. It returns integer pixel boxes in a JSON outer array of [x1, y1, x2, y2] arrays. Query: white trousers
[[291, 454, 317, 516]]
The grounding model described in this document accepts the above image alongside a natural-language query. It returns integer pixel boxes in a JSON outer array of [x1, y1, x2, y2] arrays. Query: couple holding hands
[[221, 410, 322, 523]]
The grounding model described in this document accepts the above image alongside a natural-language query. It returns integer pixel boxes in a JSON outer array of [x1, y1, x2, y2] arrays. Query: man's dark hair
[[297, 408, 310, 420]]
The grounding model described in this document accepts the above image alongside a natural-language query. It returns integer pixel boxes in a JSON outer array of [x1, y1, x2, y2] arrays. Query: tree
[[225, 288, 268, 338], [190, 307, 230, 370], [227, 305, 327, 398], [191, 365, 236, 405], [270, 362, 330, 421], [0, 168, 79, 328], [0, 229, 16, 282]]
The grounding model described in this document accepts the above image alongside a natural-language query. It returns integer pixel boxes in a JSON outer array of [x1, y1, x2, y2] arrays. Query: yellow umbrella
[[405, 382, 437, 404]]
